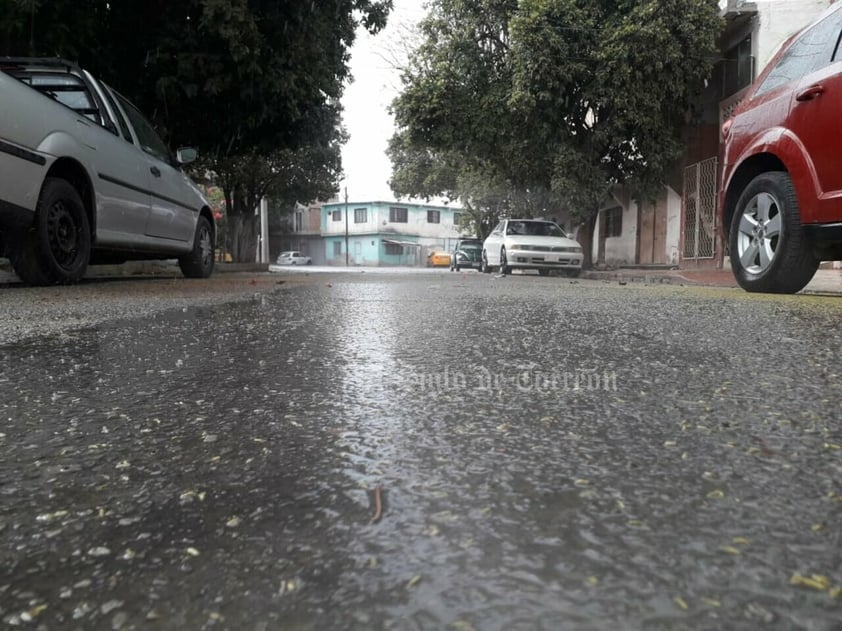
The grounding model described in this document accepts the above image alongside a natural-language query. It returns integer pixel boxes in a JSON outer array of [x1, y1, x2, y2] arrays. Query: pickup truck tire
[[9, 177, 90, 285], [178, 216, 215, 278]]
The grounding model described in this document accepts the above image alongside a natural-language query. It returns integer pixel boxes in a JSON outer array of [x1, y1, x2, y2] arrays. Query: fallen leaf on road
[[790, 573, 830, 591]]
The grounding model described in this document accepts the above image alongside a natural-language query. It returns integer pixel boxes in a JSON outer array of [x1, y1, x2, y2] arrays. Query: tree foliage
[[389, 0, 721, 262], [1, 0, 393, 260]]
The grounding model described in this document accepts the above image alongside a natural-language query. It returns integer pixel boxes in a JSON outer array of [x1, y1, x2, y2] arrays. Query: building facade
[[271, 202, 326, 264], [321, 201, 466, 266]]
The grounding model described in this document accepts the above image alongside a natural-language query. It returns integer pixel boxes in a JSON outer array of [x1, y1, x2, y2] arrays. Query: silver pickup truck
[[0, 58, 215, 285]]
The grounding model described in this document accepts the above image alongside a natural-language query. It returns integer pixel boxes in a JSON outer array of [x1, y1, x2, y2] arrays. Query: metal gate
[[682, 157, 718, 259]]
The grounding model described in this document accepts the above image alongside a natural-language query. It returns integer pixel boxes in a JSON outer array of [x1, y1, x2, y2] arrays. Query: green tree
[[389, 0, 720, 267], [1, 0, 393, 262]]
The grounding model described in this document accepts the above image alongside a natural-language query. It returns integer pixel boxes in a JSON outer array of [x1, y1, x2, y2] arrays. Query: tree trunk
[[577, 212, 597, 270], [228, 214, 259, 262]]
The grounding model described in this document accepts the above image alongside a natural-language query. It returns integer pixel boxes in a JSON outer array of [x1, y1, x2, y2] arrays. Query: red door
[[790, 60, 842, 217]]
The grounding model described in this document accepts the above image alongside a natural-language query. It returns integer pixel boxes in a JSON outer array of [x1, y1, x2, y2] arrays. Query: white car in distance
[[482, 219, 582, 277], [275, 251, 311, 265]]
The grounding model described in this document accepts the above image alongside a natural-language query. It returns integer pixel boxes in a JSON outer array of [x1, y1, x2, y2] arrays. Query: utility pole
[[344, 187, 349, 266]]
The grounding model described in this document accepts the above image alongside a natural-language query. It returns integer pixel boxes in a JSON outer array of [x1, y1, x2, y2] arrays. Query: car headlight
[[510, 244, 527, 250]]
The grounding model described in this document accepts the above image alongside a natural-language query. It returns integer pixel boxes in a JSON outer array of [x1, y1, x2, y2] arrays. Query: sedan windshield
[[506, 221, 564, 237]]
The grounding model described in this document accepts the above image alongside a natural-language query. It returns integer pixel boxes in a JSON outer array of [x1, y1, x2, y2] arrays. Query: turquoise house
[[321, 201, 466, 266]]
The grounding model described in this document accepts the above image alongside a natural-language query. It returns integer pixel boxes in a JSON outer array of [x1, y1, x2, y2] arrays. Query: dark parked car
[[718, 4, 842, 293], [450, 238, 482, 271]]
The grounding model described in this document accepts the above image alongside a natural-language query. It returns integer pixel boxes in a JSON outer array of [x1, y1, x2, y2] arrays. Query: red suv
[[719, 4, 842, 293]]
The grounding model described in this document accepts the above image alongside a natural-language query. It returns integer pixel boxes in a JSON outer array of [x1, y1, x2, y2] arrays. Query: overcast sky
[[339, 1, 427, 204]]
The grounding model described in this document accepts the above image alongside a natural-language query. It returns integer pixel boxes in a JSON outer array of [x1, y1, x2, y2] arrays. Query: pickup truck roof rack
[[0, 57, 81, 72], [1, 57, 100, 120]]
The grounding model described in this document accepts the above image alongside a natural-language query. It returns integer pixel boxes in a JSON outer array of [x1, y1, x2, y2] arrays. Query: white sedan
[[275, 251, 312, 265], [481, 219, 582, 277]]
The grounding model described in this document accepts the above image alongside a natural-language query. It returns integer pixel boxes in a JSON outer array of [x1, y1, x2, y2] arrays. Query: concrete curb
[[0, 258, 270, 284]]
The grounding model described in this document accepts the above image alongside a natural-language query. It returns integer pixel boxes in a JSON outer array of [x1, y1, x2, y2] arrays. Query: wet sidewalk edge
[[1, 258, 840, 294], [581, 267, 842, 295]]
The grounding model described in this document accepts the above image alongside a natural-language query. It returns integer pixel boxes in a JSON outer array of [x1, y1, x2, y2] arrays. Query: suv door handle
[[150, 166, 161, 177], [796, 85, 825, 101]]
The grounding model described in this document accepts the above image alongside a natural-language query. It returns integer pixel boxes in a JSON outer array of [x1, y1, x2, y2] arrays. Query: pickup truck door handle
[[150, 166, 161, 177], [796, 84, 825, 101]]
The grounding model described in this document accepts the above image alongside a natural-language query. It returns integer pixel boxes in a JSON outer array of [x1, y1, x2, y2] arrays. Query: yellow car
[[426, 251, 452, 267]]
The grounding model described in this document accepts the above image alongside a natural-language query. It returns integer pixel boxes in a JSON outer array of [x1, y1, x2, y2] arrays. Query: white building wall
[[322, 203, 462, 239], [665, 186, 682, 266], [379, 208, 462, 239], [592, 187, 638, 266], [602, 202, 638, 265], [753, 0, 833, 70]]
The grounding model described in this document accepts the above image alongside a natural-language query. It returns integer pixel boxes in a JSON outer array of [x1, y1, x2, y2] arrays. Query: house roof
[[381, 239, 422, 247]]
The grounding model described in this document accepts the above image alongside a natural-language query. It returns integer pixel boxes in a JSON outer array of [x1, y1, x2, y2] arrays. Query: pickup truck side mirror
[[176, 147, 197, 164]]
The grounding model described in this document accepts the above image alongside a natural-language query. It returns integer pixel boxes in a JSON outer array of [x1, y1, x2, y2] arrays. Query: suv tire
[[729, 172, 818, 294]]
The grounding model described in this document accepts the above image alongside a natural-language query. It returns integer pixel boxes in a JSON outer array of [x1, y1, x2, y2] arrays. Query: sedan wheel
[[500, 247, 511, 275], [729, 172, 817, 293]]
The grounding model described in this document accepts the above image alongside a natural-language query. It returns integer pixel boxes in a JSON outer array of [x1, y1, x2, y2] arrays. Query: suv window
[[755, 10, 842, 96]]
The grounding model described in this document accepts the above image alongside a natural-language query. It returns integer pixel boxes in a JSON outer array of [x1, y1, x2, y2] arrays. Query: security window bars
[[389, 207, 408, 223]]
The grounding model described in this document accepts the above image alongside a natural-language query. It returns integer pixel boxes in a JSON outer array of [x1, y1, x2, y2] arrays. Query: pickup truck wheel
[[179, 216, 215, 278], [729, 172, 818, 293], [10, 178, 90, 285]]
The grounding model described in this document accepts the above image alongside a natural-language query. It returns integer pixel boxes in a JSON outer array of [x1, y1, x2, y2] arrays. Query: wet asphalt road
[[1, 272, 841, 630]]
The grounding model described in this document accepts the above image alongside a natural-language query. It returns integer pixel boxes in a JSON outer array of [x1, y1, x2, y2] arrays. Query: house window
[[453, 212, 464, 226], [723, 36, 754, 97], [332, 210, 342, 222], [385, 243, 403, 255], [389, 207, 408, 223], [294, 211, 303, 232], [602, 207, 622, 238], [427, 210, 440, 224], [333, 241, 342, 256], [354, 208, 367, 223]]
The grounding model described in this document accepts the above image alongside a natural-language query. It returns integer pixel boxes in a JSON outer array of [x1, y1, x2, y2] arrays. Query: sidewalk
[[2, 257, 841, 294], [582, 266, 842, 295]]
